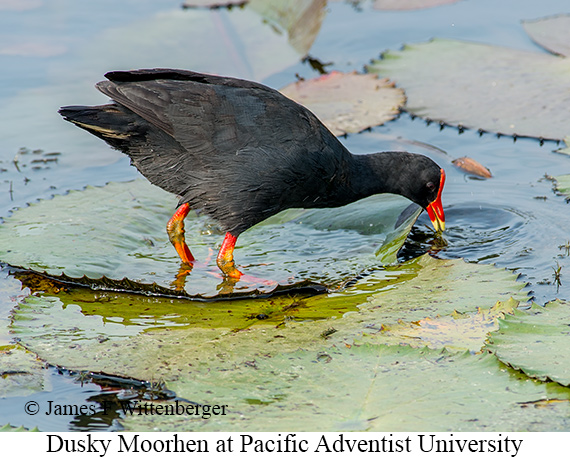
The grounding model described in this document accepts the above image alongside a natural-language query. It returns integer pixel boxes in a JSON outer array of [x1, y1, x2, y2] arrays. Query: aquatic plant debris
[[452, 156, 492, 178], [280, 71, 405, 136], [368, 38, 570, 141]]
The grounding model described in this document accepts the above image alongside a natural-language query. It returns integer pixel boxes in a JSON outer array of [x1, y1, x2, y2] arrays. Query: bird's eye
[[426, 181, 436, 192]]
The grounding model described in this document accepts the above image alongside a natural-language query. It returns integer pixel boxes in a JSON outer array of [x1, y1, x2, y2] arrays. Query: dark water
[[1, 0, 570, 431]]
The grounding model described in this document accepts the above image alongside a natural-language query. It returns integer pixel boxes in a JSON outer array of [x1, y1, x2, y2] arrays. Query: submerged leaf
[[487, 299, 570, 387], [368, 38, 570, 140], [523, 14, 570, 58], [0, 180, 420, 298], [249, 0, 327, 56], [280, 71, 405, 135]]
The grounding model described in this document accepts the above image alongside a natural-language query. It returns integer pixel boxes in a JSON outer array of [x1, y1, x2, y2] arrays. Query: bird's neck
[[349, 152, 408, 201]]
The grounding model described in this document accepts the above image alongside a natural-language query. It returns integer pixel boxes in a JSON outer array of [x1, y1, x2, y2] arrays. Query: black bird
[[59, 69, 445, 280]]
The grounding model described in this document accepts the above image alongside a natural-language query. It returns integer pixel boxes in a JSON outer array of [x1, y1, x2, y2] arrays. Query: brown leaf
[[280, 71, 405, 136], [452, 156, 492, 178]]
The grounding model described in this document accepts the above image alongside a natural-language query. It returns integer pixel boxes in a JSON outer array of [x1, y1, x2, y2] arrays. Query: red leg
[[216, 232, 242, 279], [166, 203, 195, 264]]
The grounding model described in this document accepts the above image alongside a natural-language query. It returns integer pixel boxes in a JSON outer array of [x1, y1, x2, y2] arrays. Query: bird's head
[[392, 153, 446, 232], [424, 168, 445, 232]]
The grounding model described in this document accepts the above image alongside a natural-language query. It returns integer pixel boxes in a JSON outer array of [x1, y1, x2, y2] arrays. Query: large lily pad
[[0, 346, 49, 398], [373, 0, 460, 10], [363, 298, 520, 352], [523, 14, 570, 58], [280, 71, 405, 135], [368, 38, 570, 140], [0, 179, 421, 298], [357, 255, 527, 326], [126, 346, 570, 432], [9, 252, 538, 431], [487, 299, 570, 387], [10, 254, 527, 376]]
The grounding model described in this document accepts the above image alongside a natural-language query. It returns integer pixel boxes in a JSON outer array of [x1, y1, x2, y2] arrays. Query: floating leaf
[[363, 297, 519, 352], [553, 174, 570, 198], [0, 423, 40, 432], [0, 346, 48, 398], [10, 251, 542, 430], [182, 0, 249, 8], [452, 156, 492, 178], [357, 255, 527, 329], [487, 299, 570, 387], [368, 38, 570, 140], [12, 254, 526, 382], [121, 346, 570, 432], [0, 179, 420, 298], [280, 71, 405, 135], [555, 137, 570, 156], [523, 14, 570, 58], [249, 0, 326, 56], [373, 0, 460, 10]]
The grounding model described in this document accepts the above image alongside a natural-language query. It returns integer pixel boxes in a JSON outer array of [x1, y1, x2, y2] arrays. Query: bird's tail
[[59, 104, 140, 149]]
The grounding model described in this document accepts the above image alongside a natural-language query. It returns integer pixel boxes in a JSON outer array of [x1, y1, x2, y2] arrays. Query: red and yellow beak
[[426, 168, 446, 232]]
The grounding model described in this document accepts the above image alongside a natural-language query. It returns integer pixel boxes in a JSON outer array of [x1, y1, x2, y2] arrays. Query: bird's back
[[61, 69, 355, 234]]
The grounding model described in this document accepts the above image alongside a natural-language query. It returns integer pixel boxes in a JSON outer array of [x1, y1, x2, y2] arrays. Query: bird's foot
[[167, 203, 195, 264], [216, 272, 278, 294]]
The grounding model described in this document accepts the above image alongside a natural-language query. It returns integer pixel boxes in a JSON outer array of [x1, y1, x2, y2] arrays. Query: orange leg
[[216, 232, 243, 279], [166, 203, 195, 264]]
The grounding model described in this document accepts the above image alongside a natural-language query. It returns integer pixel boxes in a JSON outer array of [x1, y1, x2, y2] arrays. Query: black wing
[[81, 69, 354, 233]]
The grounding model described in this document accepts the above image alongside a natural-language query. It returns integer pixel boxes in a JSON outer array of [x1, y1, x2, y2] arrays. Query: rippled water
[[342, 115, 570, 303], [1, 0, 570, 431]]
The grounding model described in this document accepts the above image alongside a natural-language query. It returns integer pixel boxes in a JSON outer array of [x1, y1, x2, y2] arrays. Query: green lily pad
[[362, 297, 520, 352], [368, 38, 570, 140], [280, 71, 405, 135], [0, 423, 40, 432], [553, 173, 570, 198], [373, 0, 460, 10], [121, 346, 570, 432], [0, 179, 421, 298], [555, 137, 570, 156], [182, 0, 249, 8], [10, 252, 545, 430], [10, 253, 527, 374], [248, 0, 326, 57], [357, 255, 527, 327], [0, 345, 49, 398], [487, 299, 570, 387], [523, 14, 570, 57]]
